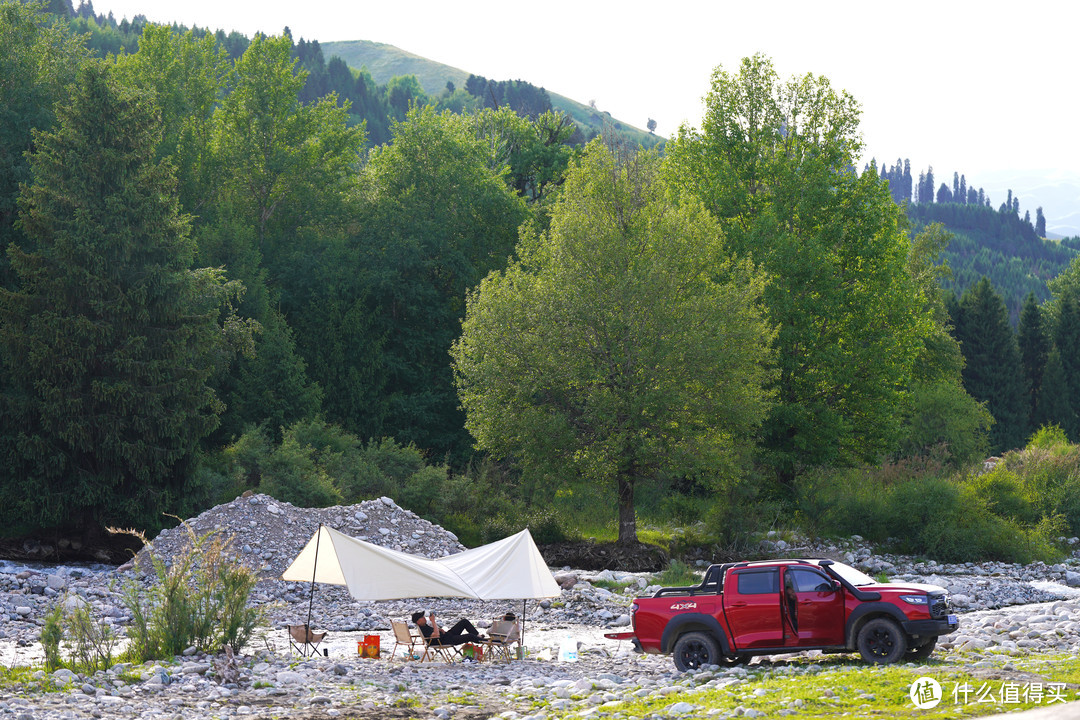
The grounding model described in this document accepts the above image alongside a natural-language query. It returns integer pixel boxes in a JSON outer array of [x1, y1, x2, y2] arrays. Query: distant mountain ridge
[[322, 39, 662, 149]]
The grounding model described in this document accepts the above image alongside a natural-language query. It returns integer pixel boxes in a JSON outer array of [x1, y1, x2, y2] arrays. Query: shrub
[[114, 524, 262, 663], [260, 434, 342, 508], [802, 468, 1064, 564], [40, 597, 117, 674], [40, 604, 64, 671]]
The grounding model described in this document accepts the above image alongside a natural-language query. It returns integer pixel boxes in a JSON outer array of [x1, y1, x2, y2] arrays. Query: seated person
[[412, 610, 485, 646]]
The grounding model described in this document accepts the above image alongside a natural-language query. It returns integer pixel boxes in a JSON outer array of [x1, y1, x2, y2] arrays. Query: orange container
[[360, 634, 380, 658]]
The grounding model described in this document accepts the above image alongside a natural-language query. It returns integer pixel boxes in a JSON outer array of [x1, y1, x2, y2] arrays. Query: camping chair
[[483, 619, 520, 663], [421, 633, 464, 664], [390, 620, 460, 663], [288, 624, 327, 657], [391, 620, 427, 661]]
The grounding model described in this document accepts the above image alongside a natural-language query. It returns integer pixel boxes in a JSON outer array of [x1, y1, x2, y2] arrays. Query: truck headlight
[[900, 595, 928, 605]]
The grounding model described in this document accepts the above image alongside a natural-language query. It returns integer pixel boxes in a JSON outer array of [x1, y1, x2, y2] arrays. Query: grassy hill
[[322, 39, 663, 149]]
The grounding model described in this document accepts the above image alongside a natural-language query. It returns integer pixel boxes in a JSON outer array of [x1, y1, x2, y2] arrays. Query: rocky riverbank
[[3, 494, 1080, 718]]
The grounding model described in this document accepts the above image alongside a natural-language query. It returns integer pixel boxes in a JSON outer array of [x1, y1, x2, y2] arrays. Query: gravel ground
[[4, 494, 1080, 718]]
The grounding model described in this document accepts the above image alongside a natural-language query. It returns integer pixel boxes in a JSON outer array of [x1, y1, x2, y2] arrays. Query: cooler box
[[358, 635, 380, 658]]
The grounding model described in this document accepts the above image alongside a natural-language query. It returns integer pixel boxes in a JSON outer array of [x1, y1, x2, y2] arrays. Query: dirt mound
[[541, 540, 668, 572]]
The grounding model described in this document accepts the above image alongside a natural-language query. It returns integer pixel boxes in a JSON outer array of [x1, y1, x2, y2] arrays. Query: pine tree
[[1036, 207, 1047, 237], [1033, 348, 1075, 434], [1017, 293, 1050, 428], [953, 278, 1028, 452], [1056, 295, 1080, 440], [0, 61, 242, 534], [959, 174, 967, 205]]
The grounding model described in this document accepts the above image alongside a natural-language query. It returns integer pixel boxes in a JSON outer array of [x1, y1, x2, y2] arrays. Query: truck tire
[[856, 618, 907, 664], [906, 637, 937, 661], [672, 632, 720, 672], [719, 653, 752, 666]]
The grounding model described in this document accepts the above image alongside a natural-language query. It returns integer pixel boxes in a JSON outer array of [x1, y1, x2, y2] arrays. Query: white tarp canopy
[[280, 526, 561, 601]]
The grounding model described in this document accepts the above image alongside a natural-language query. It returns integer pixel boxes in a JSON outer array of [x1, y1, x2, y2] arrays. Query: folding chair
[[288, 624, 327, 657], [483, 619, 520, 663], [391, 620, 426, 661], [390, 620, 460, 663], [421, 633, 463, 664]]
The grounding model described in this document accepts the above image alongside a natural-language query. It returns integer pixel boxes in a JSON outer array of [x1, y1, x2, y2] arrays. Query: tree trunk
[[616, 474, 636, 546]]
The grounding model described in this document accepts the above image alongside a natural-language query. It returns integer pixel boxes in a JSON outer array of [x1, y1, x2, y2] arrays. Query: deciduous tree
[[452, 141, 775, 544], [666, 54, 932, 488]]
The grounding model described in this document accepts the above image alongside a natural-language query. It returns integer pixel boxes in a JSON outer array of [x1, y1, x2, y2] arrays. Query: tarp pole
[[521, 599, 526, 649], [306, 523, 322, 633]]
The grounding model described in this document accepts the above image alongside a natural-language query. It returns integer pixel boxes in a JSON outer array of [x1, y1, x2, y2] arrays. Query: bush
[[115, 524, 262, 663], [802, 468, 1064, 564], [260, 434, 343, 508]]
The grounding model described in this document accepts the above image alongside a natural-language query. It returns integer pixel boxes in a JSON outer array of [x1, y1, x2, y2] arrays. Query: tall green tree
[[952, 278, 1028, 453], [0, 0, 88, 285], [452, 141, 775, 544], [896, 223, 991, 466], [666, 54, 932, 488], [1033, 348, 1075, 435], [0, 61, 247, 534], [205, 33, 365, 438], [1055, 295, 1080, 440], [1017, 292, 1050, 426], [334, 106, 529, 460]]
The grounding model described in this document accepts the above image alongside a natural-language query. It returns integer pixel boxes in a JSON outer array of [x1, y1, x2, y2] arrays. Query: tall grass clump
[[39, 596, 118, 674], [113, 523, 262, 664]]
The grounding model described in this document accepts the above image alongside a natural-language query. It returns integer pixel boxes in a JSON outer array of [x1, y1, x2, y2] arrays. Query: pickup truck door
[[723, 568, 783, 648], [786, 567, 845, 647]]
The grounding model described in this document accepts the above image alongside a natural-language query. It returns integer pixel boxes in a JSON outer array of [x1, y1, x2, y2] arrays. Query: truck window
[[701, 565, 722, 592], [735, 569, 778, 594], [790, 568, 834, 593]]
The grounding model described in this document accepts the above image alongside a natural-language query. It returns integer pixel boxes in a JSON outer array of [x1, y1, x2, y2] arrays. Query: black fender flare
[[660, 613, 733, 656], [845, 602, 911, 648]]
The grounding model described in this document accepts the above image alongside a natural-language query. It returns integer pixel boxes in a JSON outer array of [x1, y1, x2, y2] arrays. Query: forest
[[5, 0, 1080, 567]]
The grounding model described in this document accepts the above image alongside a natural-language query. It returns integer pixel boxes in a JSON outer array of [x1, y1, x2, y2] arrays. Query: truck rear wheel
[[672, 632, 720, 672], [857, 618, 907, 664]]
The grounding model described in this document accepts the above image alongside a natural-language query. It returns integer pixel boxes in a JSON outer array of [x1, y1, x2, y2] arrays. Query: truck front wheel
[[906, 637, 937, 661], [856, 618, 907, 664], [672, 632, 720, 671]]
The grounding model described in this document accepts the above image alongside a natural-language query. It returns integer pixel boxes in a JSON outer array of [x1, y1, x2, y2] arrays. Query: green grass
[[548, 654, 1080, 719], [651, 559, 702, 587]]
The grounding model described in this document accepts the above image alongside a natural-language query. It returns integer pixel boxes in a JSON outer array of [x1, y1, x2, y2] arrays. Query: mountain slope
[[322, 39, 662, 149]]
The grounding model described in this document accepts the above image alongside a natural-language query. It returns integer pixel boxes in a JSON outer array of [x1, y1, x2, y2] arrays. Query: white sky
[[90, 0, 1077, 187]]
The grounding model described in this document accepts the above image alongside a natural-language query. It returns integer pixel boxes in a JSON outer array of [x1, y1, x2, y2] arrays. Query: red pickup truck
[[607, 559, 958, 671]]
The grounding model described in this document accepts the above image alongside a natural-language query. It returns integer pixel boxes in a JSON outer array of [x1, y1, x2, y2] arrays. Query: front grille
[[928, 592, 950, 618]]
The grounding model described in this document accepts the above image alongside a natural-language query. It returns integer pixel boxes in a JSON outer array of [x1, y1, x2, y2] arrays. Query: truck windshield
[[826, 562, 877, 587]]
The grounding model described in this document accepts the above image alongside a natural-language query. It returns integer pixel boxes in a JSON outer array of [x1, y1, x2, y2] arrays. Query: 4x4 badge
[[670, 602, 697, 610]]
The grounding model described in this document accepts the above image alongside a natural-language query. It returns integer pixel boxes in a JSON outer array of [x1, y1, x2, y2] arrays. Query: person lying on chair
[[412, 610, 485, 646]]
